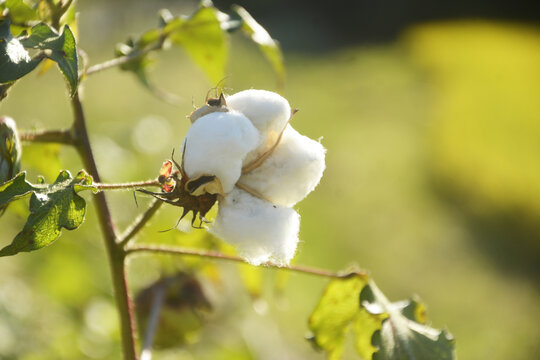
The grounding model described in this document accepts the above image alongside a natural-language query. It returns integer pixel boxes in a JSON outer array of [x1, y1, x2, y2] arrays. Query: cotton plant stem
[[71, 93, 139, 360], [118, 199, 163, 246], [19, 128, 74, 145], [94, 180, 161, 191], [126, 244, 368, 280]]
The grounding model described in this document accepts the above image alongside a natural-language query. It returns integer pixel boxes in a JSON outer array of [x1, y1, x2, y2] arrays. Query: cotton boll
[[183, 111, 259, 193], [226, 90, 291, 134], [226, 90, 291, 164], [212, 188, 300, 266], [240, 126, 326, 207]]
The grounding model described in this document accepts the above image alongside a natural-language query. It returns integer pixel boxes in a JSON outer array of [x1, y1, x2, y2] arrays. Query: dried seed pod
[[189, 93, 229, 123]]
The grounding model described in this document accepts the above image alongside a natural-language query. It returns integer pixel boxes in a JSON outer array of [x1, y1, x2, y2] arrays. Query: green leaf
[[51, 25, 78, 96], [1, 0, 40, 25], [309, 275, 372, 360], [0, 170, 94, 257], [0, 172, 40, 207], [309, 276, 455, 360], [0, 19, 42, 83], [361, 283, 456, 360], [232, 5, 285, 88], [19, 22, 57, 46], [115, 41, 180, 105], [21, 23, 78, 95], [354, 305, 387, 360], [166, 5, 228, 84], [137, 28, 161, 48]]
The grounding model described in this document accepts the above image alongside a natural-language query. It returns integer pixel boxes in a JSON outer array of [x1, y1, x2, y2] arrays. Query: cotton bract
[[183, 89, 325, 265]]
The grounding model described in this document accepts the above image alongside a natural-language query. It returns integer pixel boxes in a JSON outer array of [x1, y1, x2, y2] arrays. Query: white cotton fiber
[[240, 126, 326, 207], [226, 90, 291, 164], [211, 188, 300, 266], [183, 111, 259, 193]]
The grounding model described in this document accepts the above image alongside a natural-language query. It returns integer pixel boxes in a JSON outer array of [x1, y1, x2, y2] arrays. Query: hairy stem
[[95, 180, 161, 191], [126, 244, 367, 279], [119, 199, 163, 246], [19, 129, 74, 145], [71, 93, 139, 360]]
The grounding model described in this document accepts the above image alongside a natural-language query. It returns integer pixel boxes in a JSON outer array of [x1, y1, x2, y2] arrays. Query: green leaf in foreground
[[0, 170, 94, 257], [309, 276, 455, 360], [21, 23, 78, 95], [0, 19, 42, 83], [232, 5, 285, 88], [361, 283, 456, 360]]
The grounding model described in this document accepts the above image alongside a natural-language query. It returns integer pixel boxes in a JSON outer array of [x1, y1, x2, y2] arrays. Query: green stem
[[71, 93, 139, 360], [125, 244, 368, 280]]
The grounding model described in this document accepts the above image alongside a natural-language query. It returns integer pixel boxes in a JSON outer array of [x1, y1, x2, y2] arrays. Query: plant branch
[[95, 180, 161, 191], [82, 19, 226, 79], [84, 41, 163, 77], [119, 199, 163, 246], [19, 129, 74, 145], [126, 244, 368, 280], [71, 92, 139, 360]]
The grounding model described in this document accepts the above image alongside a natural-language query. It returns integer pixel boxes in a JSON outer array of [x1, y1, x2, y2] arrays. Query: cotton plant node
[[137, 148, 218, 229], [140, 89, 326, 264]]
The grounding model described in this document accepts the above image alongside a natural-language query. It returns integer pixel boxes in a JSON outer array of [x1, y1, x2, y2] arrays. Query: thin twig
[[19, 129, 74, 145], [126, 244, 368, 280], [95, 180, 161, 191], [118, 199, 163, 246], [84, 41, 163, 77]]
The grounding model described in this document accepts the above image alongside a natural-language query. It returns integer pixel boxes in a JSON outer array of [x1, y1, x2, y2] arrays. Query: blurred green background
[[1, 0, 540, 359]]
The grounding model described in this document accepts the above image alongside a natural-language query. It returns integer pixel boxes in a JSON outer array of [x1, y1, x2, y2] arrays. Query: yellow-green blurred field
[[0, 3, 539, 359]]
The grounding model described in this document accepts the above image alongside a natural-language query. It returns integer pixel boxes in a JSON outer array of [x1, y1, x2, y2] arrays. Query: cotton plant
[[0, 2, 457, 358], [146, 89, 326, 265]]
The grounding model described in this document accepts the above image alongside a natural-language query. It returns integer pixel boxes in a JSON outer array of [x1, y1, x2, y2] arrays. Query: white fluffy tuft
[[240, 126, 326, 207], [183, 111, 259, 193], [6, 38, 31, 64], [226, 89, 291, 164], [211, 188, 300, 266]]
